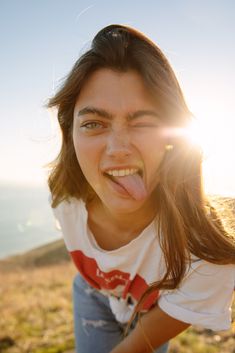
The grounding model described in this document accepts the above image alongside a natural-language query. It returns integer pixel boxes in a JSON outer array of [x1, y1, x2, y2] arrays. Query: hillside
[[0, 238, 234, 353], [0, 239, 71, 272]]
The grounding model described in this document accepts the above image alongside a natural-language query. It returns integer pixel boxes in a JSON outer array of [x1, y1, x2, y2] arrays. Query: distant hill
[[0, 239, 71, 272]]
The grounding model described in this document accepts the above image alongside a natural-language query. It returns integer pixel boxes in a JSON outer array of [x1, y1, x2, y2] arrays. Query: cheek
[[146, 148, 166, 174], [136, 133, 166, 187], [73, 135, 100, 178], [136, 132, 166, 162]]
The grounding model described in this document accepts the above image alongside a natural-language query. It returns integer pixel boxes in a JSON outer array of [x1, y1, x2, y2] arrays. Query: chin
[[100, 195, 148, 215]]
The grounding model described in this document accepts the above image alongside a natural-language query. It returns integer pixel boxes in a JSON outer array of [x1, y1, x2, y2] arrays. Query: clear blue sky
[[1, 0, 235, 196]]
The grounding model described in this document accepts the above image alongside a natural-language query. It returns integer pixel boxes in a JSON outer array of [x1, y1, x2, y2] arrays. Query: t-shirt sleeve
[[158, 260, 235, 331], [49, 198, 86, 252]]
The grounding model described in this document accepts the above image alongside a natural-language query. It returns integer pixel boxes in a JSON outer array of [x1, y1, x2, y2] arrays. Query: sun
[[185, 112, 235, 197]]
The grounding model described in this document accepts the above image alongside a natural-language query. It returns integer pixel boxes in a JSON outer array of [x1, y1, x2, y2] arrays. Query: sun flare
[[185, 111, 235, 197]]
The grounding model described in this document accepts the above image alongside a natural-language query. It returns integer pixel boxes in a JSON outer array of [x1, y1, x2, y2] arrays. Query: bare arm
[[110, 303, 190, 353]]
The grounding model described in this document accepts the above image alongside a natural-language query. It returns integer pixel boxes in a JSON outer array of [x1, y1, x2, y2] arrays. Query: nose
[[105, 129, 132, 159]]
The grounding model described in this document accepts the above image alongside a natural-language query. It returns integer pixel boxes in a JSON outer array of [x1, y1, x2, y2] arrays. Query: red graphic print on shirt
[[70, 249, 159, 310]]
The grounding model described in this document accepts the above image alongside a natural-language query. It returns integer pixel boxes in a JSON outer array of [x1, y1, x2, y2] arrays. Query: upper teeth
[[106, 168, 138, 177]]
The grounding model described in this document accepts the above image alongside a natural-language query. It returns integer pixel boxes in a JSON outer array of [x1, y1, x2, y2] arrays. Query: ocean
[[0, 183, 62, 260]]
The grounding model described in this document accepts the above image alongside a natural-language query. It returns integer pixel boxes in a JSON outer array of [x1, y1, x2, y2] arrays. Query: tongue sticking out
[[113, 173, 147, 201]]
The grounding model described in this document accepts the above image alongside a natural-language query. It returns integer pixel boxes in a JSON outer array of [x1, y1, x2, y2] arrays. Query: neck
[[88, 195, 158, 236]]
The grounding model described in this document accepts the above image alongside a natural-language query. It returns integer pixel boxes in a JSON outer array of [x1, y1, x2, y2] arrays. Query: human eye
[[80, 121, 105, 131], [133, 123, 158, 128], [132, 119, 160, 128]]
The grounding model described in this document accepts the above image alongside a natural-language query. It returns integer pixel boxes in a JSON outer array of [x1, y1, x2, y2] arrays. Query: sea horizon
[[0, 182, 61, 260]]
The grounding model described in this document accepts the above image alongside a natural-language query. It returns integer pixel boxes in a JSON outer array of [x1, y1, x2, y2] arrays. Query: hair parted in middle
[[47, 25, 235, 323]]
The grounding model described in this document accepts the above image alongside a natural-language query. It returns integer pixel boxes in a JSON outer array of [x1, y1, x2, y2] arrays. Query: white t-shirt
[[52, 197, 235, 331]]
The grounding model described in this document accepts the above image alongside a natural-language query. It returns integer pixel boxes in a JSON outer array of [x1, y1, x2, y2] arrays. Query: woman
[[47, 24, 235, 353]]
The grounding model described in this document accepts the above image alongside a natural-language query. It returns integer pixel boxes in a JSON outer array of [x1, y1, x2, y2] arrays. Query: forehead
[[75, 68, 157, 112]]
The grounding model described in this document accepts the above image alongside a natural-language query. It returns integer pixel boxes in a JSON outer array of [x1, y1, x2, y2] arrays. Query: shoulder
[[158, 259, 235, 331], [183, 258, 235, 293], [52, 197, 84, 218], [51, 197, 88, 232], [50, 197, 89, 251]]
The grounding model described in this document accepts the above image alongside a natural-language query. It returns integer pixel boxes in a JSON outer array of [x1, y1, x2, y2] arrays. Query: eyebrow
[[77, 106, 161, 120]]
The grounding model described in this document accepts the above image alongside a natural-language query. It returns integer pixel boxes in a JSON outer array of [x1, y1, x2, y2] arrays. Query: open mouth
[[104, 168, 143, 181], [103, 168, 146, 201]]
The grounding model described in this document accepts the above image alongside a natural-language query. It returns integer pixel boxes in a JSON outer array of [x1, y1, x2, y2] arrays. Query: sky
[[1, 0, 235, 197]]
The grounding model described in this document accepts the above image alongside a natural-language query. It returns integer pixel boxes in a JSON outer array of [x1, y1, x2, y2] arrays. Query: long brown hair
[[46, 24, 235, 320]]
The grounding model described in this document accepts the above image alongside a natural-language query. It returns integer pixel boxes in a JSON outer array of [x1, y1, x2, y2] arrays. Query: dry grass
[[0, 262, 76, 353], [0, 261, 234, 353]]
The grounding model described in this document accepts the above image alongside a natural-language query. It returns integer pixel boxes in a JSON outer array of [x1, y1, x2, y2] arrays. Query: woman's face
[[73, 68, 167, 214]]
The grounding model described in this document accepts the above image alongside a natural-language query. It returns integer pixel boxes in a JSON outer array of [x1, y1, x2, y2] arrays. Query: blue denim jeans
[[72, 274, 169, 353]]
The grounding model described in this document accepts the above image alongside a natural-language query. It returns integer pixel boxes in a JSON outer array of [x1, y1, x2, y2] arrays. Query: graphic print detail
[[70, 249, 159, 310]]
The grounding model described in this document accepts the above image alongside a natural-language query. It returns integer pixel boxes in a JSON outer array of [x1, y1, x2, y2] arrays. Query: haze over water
[[0, 184, 61, 260]]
